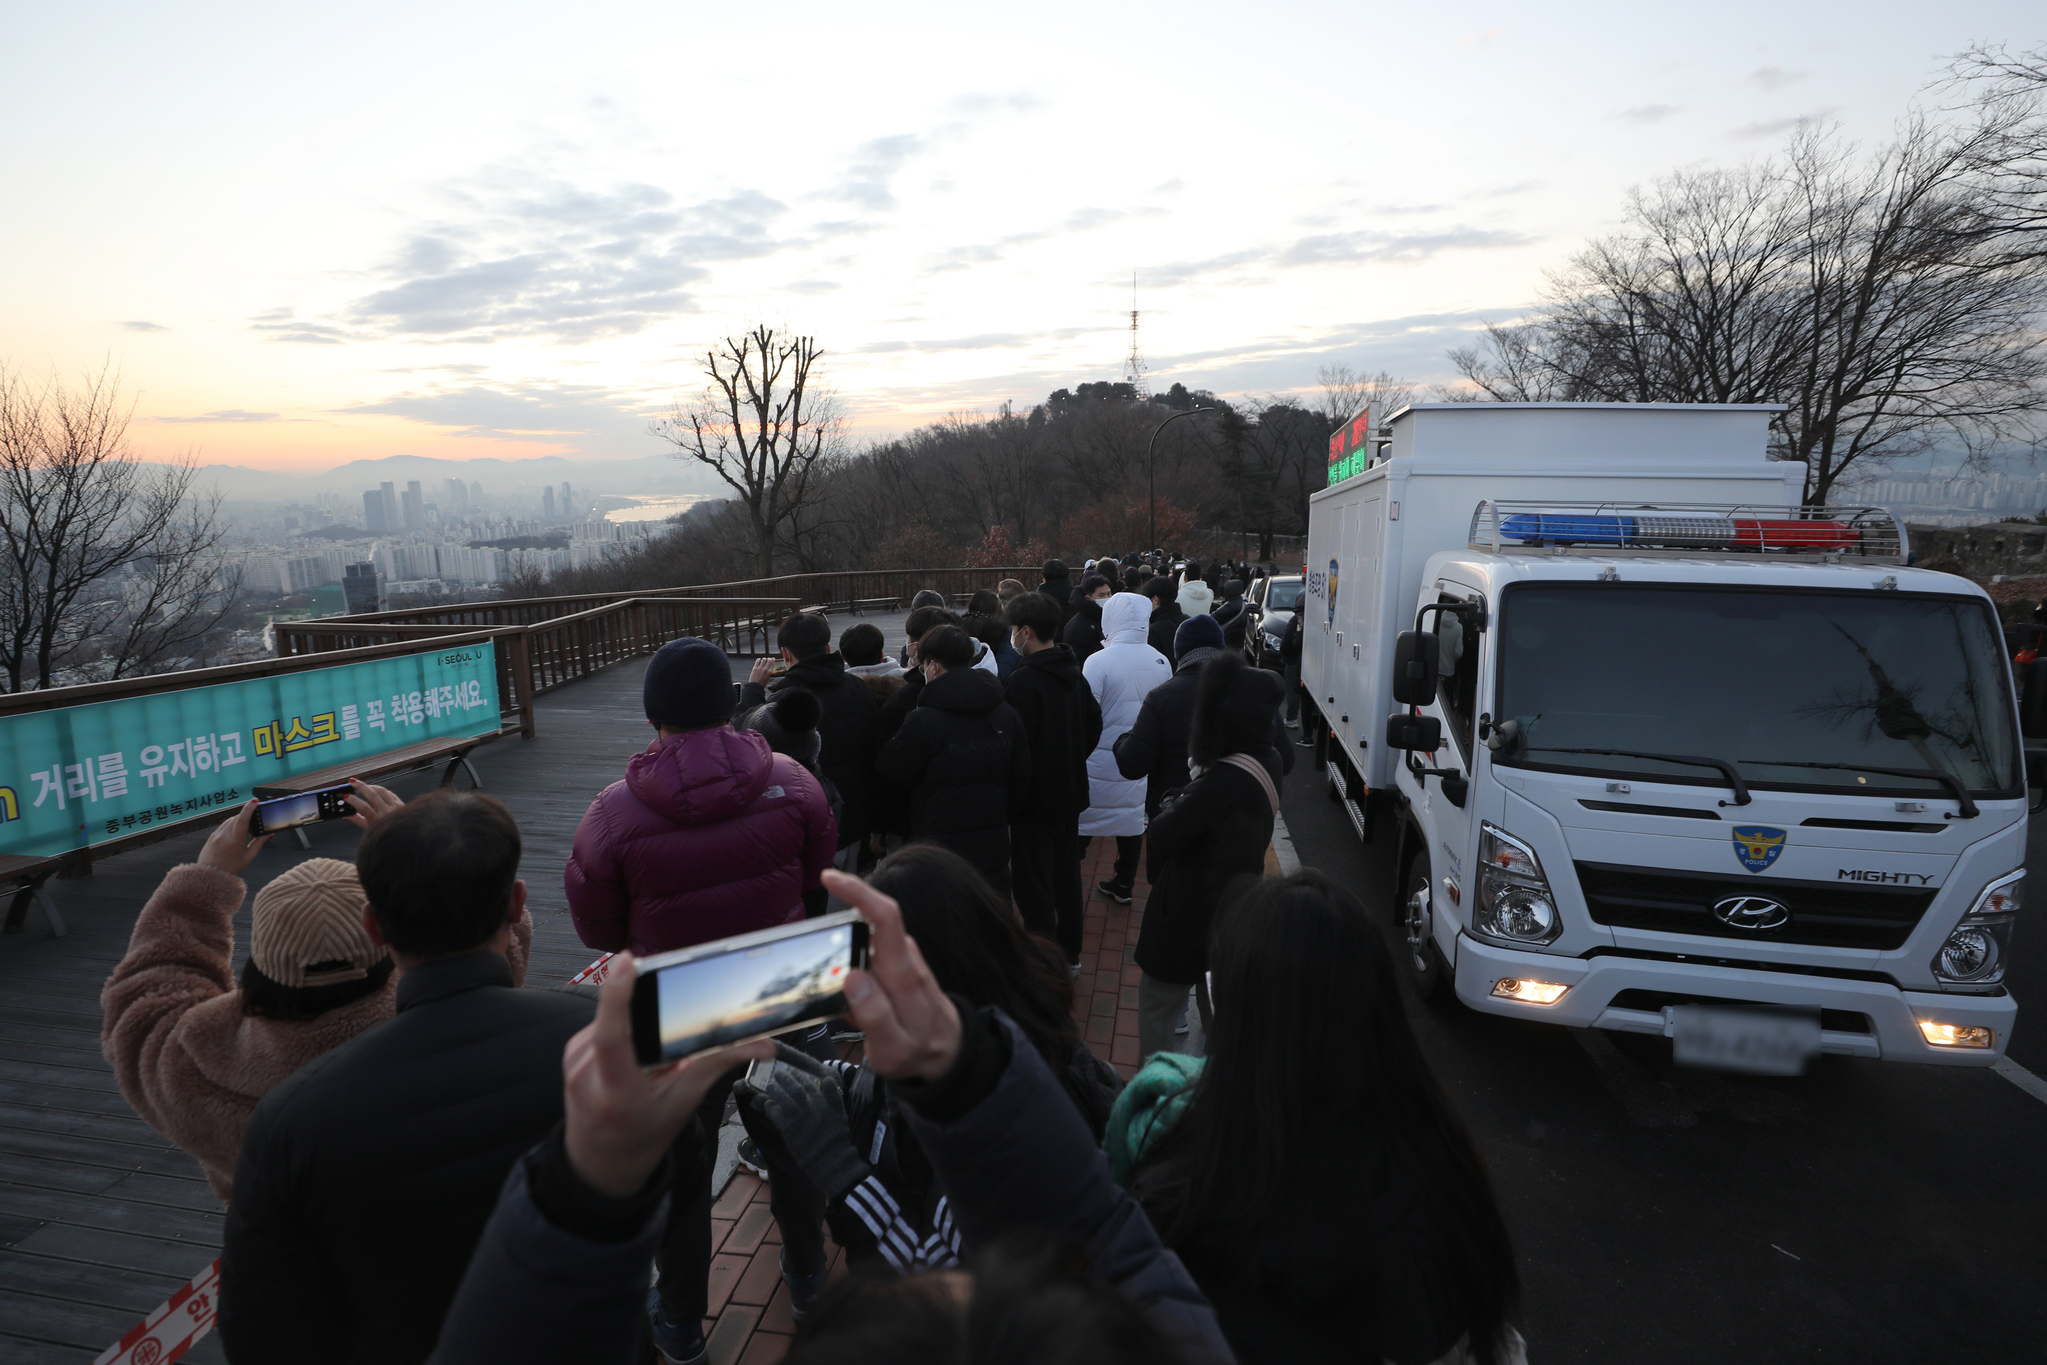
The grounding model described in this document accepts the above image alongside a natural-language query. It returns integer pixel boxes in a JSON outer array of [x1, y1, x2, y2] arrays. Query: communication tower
[[1124, 272, 1149, 398]]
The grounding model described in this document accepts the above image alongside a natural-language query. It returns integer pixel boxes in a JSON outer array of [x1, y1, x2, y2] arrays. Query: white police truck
[[1302, 402, 2030, 1070]]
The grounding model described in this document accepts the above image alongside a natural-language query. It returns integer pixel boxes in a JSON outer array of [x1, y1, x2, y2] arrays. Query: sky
[[0, 0, 2038, 475]]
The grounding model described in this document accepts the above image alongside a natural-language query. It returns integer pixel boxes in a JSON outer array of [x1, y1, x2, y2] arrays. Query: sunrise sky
[[0, 0, 2035, 473]]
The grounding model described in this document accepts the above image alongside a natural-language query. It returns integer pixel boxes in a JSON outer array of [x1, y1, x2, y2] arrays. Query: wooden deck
[[0, 608, 1194, 1365]]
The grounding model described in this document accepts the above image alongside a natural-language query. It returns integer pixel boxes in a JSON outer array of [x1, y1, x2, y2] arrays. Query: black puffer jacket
[[1004, 645, 1104, 826], [1038, 572, 1076, 632], [875, 665, 1031, 876], [1116, 650, 1293, 819], [1148, 601, 1187, 660], [1133, 656, 1286, 985], [740, 651, 880, 846], [1063, 596, 1106, 665], [221, 953, 596, 1365]]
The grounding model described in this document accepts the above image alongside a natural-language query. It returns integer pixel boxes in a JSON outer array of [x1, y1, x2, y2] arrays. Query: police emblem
[[1731, 826, 1787, 873]]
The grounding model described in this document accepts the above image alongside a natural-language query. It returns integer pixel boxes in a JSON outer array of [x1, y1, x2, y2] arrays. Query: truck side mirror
[[1386, 712, 1442, 751], [1391, 630, 1439, 706]]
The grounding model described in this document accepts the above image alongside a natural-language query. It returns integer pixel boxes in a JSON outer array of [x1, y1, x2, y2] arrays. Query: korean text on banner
[[0, 642, 499, 861]]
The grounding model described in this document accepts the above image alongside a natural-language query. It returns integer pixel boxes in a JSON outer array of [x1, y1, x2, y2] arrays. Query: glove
[[751, 1044, 872, 1201]]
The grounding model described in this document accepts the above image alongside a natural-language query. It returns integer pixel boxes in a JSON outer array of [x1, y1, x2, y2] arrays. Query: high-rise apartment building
[[543, 486, 557, 520], [444, 477, 468, 511], [362, 489, 387, 534], [402, 480, 425, 530], [379, 481, 399, 532]]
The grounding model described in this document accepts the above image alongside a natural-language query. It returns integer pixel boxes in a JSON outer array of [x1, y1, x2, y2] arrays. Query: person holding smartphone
[[102, 781, 537, 1205]]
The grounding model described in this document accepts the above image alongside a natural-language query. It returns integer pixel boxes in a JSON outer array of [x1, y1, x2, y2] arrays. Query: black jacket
[[424, 1009, 1231, 1365], [741, 651, 880, 846], [221, 952, 596, 1365], [1281, 610, 1304, 665], [1004, 645, 1104, 826], [1134, 762, 1277, 984], [1147, 601, 1187, 660], [1116, 652, 1293, 819], [1063, 597, 1106, 665], [874, 665, 1031, 876], [1038, 574, 1076, 633]]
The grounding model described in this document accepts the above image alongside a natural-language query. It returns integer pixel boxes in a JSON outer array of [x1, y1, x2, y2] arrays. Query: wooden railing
[[273, 565, 1040, 735], [0, 566, 1041, 742]]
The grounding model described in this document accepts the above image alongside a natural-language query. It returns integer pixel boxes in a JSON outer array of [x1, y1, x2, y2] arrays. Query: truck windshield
[[1266, 581, 1304, 612], [1495, 585, 2018, 798]]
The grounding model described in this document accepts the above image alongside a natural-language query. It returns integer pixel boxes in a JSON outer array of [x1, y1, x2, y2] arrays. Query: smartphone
[[249, 783, 355, 835], [630, 910, 869, 1066]]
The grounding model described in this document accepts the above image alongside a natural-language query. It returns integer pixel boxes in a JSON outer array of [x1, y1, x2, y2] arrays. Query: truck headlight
[[1473, 823, 1563, 947], [1930, 870, 2020, 990]]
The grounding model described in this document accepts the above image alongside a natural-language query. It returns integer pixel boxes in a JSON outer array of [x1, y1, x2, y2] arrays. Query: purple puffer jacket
[[565, 725, 837, 956]]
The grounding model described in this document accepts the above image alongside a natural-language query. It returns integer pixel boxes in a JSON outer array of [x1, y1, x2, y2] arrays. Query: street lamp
[[1146, 405, 1217, 556]]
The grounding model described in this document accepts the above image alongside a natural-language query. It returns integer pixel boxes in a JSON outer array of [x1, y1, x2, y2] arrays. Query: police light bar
[[1468, 501, 1907, 562]]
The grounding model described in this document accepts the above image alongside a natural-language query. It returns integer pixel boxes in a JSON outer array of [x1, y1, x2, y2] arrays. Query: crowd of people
[[96, 553, 1524, 1365]]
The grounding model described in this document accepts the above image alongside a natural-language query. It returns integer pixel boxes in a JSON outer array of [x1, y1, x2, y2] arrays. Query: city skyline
[[3, 1, 2035, 472]]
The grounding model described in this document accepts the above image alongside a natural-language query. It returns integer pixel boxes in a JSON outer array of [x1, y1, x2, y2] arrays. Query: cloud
[[1746, 65, 1806, 91], [343, 381, 655, 453], [119, 320, 170, 332], [1730, 112, 1830, 139], [1276, 226, 1533, 267], [1610, 105, 1680, 124], [251, 308, 350, 344], [150, 409, 282, 423], [828, 134, 922, 212], [1149, 178, 1184, 195]]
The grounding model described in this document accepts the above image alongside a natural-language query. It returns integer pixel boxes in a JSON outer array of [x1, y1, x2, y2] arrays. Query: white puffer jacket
[[1080, 593, 1172, 837]]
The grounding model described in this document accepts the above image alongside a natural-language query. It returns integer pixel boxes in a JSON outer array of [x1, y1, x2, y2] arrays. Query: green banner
[[0, 642, 499, 859]]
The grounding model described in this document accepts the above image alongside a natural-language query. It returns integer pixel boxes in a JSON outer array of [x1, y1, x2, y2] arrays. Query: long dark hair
[[1139, 870, 1520, 1362], [867, 843, 1087, 1087]]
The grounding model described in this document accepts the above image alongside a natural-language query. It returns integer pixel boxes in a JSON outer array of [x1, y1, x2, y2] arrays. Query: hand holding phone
[[197, 800, 272, 875], [566, 956, 772, 1198], [248, 783, 358, 836], [629, 911, 870, 1065]]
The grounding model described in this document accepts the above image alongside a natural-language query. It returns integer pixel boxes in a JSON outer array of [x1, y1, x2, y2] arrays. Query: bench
[[2, 727, 504, 937]]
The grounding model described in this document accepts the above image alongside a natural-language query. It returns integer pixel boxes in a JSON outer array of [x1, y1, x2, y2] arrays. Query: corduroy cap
[[643, 637, 737, 729], [250, 858, 385, 989]]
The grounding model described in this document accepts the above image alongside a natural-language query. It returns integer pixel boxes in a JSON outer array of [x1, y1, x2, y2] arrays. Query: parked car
[[1244, 574, 1304, 671]]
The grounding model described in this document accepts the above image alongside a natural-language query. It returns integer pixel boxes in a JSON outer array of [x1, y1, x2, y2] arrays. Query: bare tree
[[0, 363, 241, 691], [1318, 365, 1420, 430], [1450, 110, 2047, 503], [1946, 44, 2047, 262], [654, 325, 839, 577]]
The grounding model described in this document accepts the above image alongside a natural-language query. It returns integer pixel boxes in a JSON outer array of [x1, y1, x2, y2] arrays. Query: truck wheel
[[1401, 858, 1450, 1002]]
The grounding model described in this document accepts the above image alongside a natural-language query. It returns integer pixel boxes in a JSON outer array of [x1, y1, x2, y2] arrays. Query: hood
[[1016, 644, 1084, 688], [846, 659, 905, 679], [1177, 582, 1214, 618], [1222, 580, 1245, 601], [1101, 591, 1152, 644], [626, 725, 776, 826], [1190, 651, 1286, 766], [1075, 596, 1104, 625], [920, 664, 1006, 713]]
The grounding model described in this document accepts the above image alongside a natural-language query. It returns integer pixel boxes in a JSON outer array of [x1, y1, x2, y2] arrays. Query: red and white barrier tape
[[569, 952, 616, 985], [97, 1258, 218, 1365]]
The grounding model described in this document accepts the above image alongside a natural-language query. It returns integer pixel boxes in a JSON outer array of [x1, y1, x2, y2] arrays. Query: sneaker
[[1295, 735, 1315, 747], [1069, 959, 1083, 978], [646, 1286, 708, 1365], [781, 1247, 830, 1323], [735, 1136, 768, 1179], [1096, 880, 1133, 905]]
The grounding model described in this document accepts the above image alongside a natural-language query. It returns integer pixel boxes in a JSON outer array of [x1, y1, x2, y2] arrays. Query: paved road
[[1277, 755, 2047, 1364]]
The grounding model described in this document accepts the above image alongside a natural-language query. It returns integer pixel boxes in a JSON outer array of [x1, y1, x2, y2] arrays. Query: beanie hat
[[736, 687, 824, 771], [250, 858, 385, 989], [643, 637, 737, 729], [1174, 613, 1225, 662]]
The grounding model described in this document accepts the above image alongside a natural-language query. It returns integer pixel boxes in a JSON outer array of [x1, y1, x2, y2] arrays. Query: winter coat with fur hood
[[566, 725, 837, 956], [1080, 593, 1173, 838], [100, 863, 535, 1203]]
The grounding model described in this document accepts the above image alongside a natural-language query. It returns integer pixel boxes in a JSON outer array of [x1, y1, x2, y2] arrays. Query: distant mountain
[[176, 453, 722, 502]]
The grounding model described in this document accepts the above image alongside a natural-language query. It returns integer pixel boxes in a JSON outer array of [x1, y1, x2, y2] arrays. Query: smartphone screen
[[630, 911, 868, 1065], [250, 783, 354, 835]]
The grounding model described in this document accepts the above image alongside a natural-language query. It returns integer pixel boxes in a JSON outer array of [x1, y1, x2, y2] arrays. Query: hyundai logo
[[1712, 896, 1791, 930]]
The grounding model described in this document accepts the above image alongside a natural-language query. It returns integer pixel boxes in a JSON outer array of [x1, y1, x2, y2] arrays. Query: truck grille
[[1573, 862, 1935, 951]]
